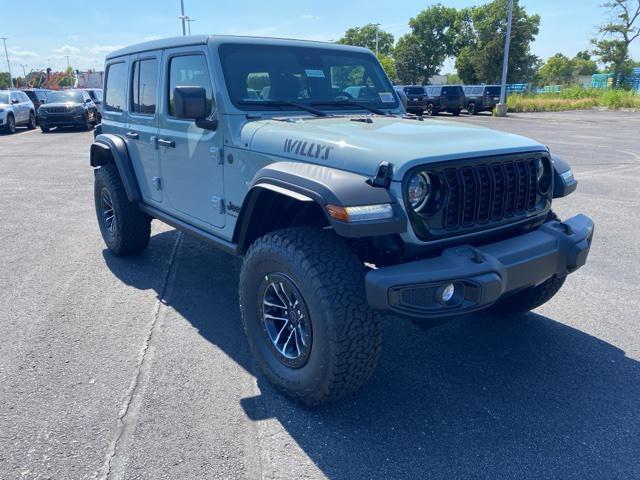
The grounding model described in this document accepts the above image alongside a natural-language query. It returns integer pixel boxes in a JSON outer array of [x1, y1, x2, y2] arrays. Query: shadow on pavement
[[104, 230, 640, 479]]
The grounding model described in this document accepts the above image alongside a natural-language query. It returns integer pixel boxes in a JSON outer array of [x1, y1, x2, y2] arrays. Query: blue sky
[[2, 0, 638, 75]]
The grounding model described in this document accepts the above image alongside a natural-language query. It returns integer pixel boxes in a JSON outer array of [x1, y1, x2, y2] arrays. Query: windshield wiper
[[310, 100, 388, 116], [238, 99, 328, 117]]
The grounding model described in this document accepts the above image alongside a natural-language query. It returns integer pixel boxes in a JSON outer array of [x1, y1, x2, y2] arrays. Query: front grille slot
[[440, 157, 542, 231], [46, 107, 69, 114]]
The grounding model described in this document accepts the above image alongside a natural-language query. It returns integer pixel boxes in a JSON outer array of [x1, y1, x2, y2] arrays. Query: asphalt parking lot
[[1, 110, 639, 479]]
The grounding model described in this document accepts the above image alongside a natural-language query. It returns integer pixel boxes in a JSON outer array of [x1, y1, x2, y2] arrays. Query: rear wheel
[[94, 164, 151, 256], [467, 102, 477, 115], [240, 227, 381, 406], [5, 114, 15, 134], [26, 111, 36, 129]]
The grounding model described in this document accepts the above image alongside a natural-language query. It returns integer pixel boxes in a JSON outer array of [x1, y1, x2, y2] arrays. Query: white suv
[[0, 90, 36, 134]]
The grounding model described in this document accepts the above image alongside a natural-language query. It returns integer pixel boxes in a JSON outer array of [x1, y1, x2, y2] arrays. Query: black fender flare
[[233, 161, 407, 244], [90, 134, 142, 202], [551, 153, 577, 198]]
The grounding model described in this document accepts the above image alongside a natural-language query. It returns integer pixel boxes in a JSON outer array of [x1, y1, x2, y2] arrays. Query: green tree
[[376, 54, 396, 81], [592, 0, 640, 86], [538, 53, 574, 85], [337, 24, 395, 56], [394, 34, 426, 84], [455, 0, 541, 84], [58, 66, 76, 88], [572, 50, 598, 76], [407, 4, 461, 81], [0, 71, 12, 89]]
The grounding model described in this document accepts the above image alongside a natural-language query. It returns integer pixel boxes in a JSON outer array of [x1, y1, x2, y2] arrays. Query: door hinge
[[152, 177, 162, 191], [210, 147, 224, 165], [210, 196, 225, 214]]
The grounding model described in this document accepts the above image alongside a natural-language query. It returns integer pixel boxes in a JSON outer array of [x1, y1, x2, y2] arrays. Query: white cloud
[[53, 45, 81, 55], [300, 14, 320, 20], [8, 47, 38, 59], [86, 45, 124, 55]]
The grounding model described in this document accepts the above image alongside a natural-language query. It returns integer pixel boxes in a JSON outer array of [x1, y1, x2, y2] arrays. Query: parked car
[[462, 85, 502, 114], [399, 85, 429, 114], [38, 89, 99, 132], [0, 90, 36, 133], [23, 88, 50, 123], [84, 88, 103, 122], [91, 35, 592, 406], [423, 85, 465, 115], [393, 86, 408, 111]]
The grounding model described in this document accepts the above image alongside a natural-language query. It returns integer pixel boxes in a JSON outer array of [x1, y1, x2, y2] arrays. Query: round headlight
[[407, 173, 431, 210], [536, 158, 551, 193]]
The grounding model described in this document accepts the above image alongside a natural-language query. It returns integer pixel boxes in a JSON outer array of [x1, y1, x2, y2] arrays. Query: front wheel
[[239, 228, 381, 406], [425, 103, 435, 116], [467, 102, 477, 115], [94, 164, 151, 256]]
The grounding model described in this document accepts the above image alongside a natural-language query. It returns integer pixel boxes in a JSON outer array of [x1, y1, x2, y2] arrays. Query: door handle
[[158, 138, 175, 148], [125, 131, 139, 139]]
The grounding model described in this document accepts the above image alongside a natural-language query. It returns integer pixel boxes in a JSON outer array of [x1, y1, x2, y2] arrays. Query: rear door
[[158, 46, 225, 229], [127, 52, 162, 203]]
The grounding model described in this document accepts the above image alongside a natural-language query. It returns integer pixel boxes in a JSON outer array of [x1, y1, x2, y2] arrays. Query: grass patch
[[505, 87, 640, 113]]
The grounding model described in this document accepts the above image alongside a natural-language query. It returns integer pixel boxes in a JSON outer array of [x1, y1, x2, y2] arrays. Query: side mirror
[[39, 99, 46, 104], [173, 86, 218, 130], [11, 99, 19, 104]]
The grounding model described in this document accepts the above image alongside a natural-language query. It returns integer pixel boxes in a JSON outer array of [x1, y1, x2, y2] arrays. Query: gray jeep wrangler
[[90, 35, 594, 406]]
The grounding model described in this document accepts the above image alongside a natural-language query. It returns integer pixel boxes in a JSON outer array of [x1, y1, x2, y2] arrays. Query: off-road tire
[[239, 227, 381, 406], [26, 111, 36, 129], [82, 113, 92, 131], [94, 164, 151, 256], [5, 114, 15, 134], [487, 210, 566, 315], [467, 102, 477, 115]]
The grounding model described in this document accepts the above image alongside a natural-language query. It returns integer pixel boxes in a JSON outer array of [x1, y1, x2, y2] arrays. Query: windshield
[[219, 44, 398, 112], [0, 92, 9, 104], [47, 91, 83, 103], [405, 87, 424, 95]]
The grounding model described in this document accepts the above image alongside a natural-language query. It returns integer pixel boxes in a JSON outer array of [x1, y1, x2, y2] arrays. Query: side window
[[131, 58, 158, 114], [168, 55, 214, 117], [473, 87, 483, 94], [104, 62, 127, 112], [10, 92, 19, 103]]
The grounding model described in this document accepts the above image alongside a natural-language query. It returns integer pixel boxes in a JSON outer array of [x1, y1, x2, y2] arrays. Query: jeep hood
[[242, 116, 546, 180]]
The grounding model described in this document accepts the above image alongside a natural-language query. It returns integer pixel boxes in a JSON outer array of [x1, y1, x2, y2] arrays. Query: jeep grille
[[405, 153, 552, 241]]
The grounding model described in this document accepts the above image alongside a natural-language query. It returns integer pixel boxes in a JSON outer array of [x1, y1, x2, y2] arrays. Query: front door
[[158, 47, 225, 229], [126, 51, 162, 203]]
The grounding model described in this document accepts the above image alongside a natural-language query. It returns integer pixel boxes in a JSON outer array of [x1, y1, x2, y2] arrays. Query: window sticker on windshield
[[379, 92, 395, 103], [305, 69, 325, 78]]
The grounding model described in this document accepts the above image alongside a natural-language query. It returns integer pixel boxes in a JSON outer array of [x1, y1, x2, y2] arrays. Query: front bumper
[[365, 214, 594, 318], [40, 113, 86, 127]]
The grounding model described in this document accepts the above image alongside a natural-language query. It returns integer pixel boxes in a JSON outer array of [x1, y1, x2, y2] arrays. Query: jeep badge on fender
[[90, 35, 593, 406]]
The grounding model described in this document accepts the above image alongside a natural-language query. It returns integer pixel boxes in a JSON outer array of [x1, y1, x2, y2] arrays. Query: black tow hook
[[456, 246, 485, 264]]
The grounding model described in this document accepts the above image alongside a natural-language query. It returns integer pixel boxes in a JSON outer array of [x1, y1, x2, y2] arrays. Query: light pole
[[179, 0, 186, 36], [65, 55, 71, 69], [186, 17, 196, 35], [20, 63, 27, 77], [1, 37, 14, 88], [496, 0, 513, 117], [373, 23, 381, 56]]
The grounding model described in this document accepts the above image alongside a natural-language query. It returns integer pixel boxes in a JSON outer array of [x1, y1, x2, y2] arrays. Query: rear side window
[[131, 58, 158, 114], [168, 55, 214, 117], [405, 87, 424, 95], [486, 86, 501, 96], [472, 87, 483, 94], [104, 62, 127, 112]]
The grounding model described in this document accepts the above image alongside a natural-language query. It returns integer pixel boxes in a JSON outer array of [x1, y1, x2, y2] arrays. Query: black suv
[[423, 85, 465, 116], [462, 85, 502, 114], [400, 85, 429, 115], [38, 89, 99, 132], [23, 89, 50, 123]]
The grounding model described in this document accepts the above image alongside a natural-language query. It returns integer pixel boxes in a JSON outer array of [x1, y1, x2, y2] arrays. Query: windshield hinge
[[366, 161, 393, 189]]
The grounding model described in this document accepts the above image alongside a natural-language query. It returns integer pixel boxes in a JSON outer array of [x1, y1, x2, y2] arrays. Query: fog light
[[441, 283, 455, 303]]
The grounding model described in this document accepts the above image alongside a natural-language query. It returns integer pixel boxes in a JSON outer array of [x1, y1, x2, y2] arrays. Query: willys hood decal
[[242, 116, 546, 180]]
